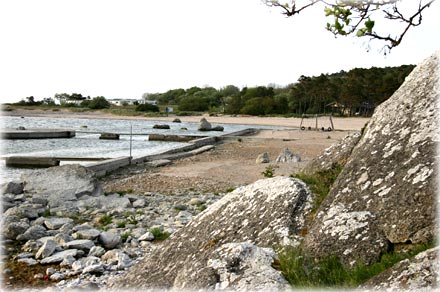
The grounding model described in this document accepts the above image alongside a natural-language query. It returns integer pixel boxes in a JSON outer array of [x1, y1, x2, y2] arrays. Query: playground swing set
[[299, 114, 335, 132]]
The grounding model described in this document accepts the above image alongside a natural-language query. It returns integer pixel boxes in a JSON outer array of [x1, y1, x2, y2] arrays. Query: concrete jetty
[[1, 128, 76, 139]]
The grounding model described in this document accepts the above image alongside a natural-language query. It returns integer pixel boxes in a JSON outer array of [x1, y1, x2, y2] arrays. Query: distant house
[[108, 99, 142, 106]]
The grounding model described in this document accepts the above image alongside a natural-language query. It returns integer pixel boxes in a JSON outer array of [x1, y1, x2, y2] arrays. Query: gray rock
[[205, 242, 290, 291], [99, 231, 121, 249], [172, 118, 181, 123], [198, 118, 212, 131], [303, 52, 439, 266], [1, 181, 24, 195], [211, 125, 224, 131], [101, 249, 133, 270], [82, 264, 105, 274], [40, 249, 78, 264], [275, 148, 301, 163], [50, 272, 65, 281], [303, 132, 361, 174], [54, 233, 74, 246], [132, 199, 146, 208], [73, 229, 101, 240], [16, 225, 47, 241], [21, 164, 103, 208], [96, 194, 131, 210], [44, 217, 74, 230], [64, 239, 95, 251], [152, 124, 170, 129], [3, 221, 30, 240], [72, 256, 101, 272], [138, 232, 154, 242], [17, 258, 38, 266], [35, 239, 57, 259], [88, 246, 106, 258], [22, 240, 42, 253], [360, 246, 440, 291], [108, 176, 313, 289], [256, 152, 270, 164]]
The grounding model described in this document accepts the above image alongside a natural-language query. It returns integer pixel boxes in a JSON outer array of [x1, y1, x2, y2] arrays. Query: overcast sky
[[1, 0, 439, 103]]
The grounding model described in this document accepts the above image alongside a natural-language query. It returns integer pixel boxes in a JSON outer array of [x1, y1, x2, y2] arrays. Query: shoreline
[[2, 109, 369, 131]]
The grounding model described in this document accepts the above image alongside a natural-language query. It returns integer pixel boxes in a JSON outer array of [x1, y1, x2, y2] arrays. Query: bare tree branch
[[264, 0, 436, 53]]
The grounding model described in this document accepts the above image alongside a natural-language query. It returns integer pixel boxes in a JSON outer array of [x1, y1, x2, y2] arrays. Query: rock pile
[[1, 165, 222, 290]]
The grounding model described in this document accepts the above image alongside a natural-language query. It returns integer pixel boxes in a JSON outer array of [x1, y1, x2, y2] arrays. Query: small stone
[[88, 246, 106, 257], [16, 225, 47, 241], [99, 231, 121, 249], [73, 229, 101, 240], [44, 217, 74, 230], [133, 199, 146, 208], [50, 272, 65, 281], [46, 268, 57, 276], [82, 264, 105, 274], [40, 250, 78, 265], [138, 232, 155, 241], [256, 152, 270, 164], [35, 239, 57, 259], [17, 258, 38, 266], [64, 239, 95, 251]]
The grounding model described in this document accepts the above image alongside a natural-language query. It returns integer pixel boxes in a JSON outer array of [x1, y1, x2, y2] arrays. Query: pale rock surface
[[303, 52, 439, 266], [108, 176, 313, 290], [360, 246, 440, 291], [21, 164, 103, 208], [206, 242, 291, 291]]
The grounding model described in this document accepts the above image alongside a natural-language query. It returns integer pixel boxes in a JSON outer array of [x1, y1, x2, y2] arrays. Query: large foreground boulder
[[108, 176, 313, 290], [21, 164, 103, 208], [303, 52, 439, 266]]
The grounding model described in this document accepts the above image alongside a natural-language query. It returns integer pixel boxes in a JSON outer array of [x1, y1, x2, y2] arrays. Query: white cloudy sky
[[1, 0, 439, 103]]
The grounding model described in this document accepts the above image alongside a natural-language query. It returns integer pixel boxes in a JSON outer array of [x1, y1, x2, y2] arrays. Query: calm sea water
[[0, 116, 288, 181]]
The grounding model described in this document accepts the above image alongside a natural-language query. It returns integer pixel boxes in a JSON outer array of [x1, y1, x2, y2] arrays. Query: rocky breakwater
[[108, 176, 314, 291], [302, 52, 439, 287], [0, 164, 222, 290]]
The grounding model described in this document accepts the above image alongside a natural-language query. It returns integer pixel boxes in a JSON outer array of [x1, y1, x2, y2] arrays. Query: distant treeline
[[145, 64, 415, 116]]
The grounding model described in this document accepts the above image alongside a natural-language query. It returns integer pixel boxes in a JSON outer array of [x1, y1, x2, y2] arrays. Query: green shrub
[[262, 165, 277, 178], [116, 220, 126, 228], [150, 228, 171, 241], [136, 103, 159, 112]]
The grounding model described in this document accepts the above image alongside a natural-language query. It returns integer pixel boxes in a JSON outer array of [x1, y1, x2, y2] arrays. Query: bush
[[136, 103, 159, 112], [88, 96, 110, 109], [150, 228, 171, 241]]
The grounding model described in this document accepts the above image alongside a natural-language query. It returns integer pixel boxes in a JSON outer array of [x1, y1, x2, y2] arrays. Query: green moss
[[97, 214, 113, 226]]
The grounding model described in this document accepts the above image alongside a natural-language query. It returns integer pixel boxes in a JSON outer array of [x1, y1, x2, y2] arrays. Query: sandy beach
[[2, 109, 369, 193]]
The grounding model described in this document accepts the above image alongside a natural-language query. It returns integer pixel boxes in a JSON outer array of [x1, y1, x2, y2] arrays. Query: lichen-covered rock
[[303, 52, 439, 266], [206, 242, 291, 291], [108, 176, 313, 290], [275, 148, 301, 163], [21, 164, 103, 208], [360, 246, 440, 291], [303, 132, 361, 174]]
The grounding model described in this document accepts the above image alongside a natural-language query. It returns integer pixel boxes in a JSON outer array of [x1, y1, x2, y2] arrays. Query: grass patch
[[97, 214, 113, 226], [116, 220, 126, 228], [292, 164, 342, 214], [278, 242, 434, 288], [150, 228, 171, 241]]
